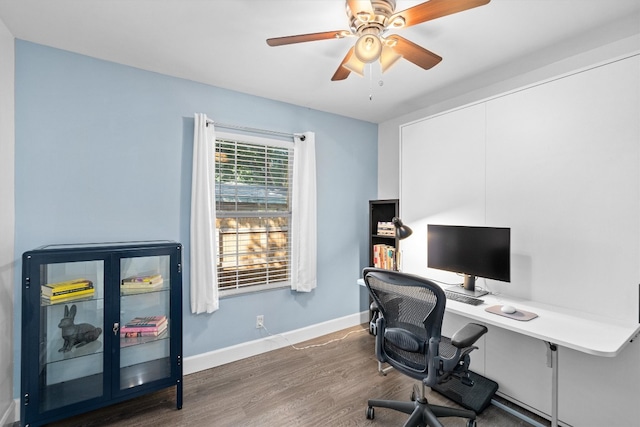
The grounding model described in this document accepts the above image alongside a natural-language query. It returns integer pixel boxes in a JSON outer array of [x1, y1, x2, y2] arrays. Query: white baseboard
[[184, 311, 369, 376]]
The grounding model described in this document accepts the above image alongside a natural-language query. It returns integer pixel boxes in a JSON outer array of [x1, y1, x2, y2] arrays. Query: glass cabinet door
[[118, 254, 172, 391], [38, 259, 105, 412]]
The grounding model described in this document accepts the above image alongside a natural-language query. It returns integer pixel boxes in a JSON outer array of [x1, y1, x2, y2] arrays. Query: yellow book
[[121, 273, 162, 285], [121, 278, 164, 289], [42, 282, 93, 297], [43, 287, 95, 303], [43, 278, 93, 292]]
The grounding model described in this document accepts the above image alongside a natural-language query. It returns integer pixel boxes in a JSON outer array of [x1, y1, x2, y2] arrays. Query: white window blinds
[[214, 136, 294, 293]]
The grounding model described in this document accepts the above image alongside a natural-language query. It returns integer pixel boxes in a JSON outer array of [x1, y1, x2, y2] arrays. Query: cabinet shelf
[[39, 372, 103, 413], [120, 357, 172, 390], [44, 338, 104, 365], [22, 241, 183, 426], [41, 295, 103, 307], [120, 331, 169, 348], [120, 283, 170, 297]]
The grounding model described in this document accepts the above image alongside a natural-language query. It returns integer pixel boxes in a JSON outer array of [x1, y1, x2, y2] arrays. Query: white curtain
[[190, 113, 219, 313], [291, 131, 317, 292]]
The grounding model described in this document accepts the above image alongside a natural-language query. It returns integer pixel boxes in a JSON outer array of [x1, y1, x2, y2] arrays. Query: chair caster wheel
[[466, 419, 477, 427], [366, 406, 375, 420], [410, 383, 419, 401]]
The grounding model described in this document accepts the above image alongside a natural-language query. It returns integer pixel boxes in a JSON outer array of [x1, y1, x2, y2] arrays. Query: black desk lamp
[[391, 217, 412, 272], [392, 217, 413, 240]]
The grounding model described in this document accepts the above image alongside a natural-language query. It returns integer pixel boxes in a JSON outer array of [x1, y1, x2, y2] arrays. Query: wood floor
[[41, 325, 550, 427]]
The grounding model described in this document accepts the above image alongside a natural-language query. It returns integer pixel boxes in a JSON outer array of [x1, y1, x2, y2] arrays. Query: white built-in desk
[[358, 279, 640, 427], [444, 292, 638, 357]]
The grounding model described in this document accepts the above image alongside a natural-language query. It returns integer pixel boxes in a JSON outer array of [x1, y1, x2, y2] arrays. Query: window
[[214, 133, 294, 295]]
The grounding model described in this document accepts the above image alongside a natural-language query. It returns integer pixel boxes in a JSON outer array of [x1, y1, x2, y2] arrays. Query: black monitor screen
[[427, 224, 510, 283]]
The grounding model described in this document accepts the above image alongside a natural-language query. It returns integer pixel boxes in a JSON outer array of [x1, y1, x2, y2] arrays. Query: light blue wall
[[14, 40, 377, 396]]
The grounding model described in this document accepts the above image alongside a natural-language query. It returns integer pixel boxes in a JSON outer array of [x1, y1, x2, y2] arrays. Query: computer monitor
[[427, 224, 510, 297]]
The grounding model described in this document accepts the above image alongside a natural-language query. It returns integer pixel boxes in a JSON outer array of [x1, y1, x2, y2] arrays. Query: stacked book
[[377, 221, 395, 236], [373, 244, 397, 270], [120, 315, 167, 338], [121, 273, 164, 292], [41, 278, 95, 303]]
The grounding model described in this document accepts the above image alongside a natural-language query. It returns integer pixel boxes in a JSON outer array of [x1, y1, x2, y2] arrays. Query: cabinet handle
[[113, 323, 119, 335]]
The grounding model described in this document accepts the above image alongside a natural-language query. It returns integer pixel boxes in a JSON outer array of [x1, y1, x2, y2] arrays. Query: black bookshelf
[[369, 199, 399, 269]]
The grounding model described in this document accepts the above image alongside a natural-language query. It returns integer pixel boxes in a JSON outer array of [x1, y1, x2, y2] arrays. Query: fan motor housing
[[347, 0, 396, 35]]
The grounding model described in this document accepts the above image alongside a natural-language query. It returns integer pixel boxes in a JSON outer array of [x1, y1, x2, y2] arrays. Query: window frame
[[214, 131, 294, 297]]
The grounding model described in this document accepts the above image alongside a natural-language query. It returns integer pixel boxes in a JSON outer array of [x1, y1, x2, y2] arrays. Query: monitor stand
[[447, 274, 489, 298]]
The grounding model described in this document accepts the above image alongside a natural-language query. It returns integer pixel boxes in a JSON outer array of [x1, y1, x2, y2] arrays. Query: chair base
[[432, 370, 498, 414], [367, 394, 477, 427]]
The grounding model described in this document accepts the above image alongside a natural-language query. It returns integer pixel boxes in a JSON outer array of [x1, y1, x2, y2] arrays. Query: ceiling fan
[[267, 0, 491, 81]]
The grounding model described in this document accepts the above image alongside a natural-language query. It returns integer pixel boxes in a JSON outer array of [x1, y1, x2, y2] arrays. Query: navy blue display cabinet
[[21, 241, 183, 427]]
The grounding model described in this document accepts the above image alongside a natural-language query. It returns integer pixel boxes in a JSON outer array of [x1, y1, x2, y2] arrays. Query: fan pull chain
[[368, 64, 384, 101], [369, 64, 373, 101]]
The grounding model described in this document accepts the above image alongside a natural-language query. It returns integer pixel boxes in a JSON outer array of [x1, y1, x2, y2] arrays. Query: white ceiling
[[1, 0, 639, 123]]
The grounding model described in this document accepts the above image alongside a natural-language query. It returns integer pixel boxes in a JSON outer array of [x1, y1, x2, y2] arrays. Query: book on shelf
[[40, 282, 93, 298], [125, 315, 167, 327], [121, 273, 162, 285], [42, 286, 94, 299], [120, 279, 164, 290], [42, 287, 96, 303], [372, 244, 397, 270], [41, 278, 93, 296], [376, 221, 395, 236], [121, 329, 167, 338], [120, 321, 167, 336]]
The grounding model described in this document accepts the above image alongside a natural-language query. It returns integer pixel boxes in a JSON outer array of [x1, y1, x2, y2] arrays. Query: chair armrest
[[374, 316, 387, 363], [451, 323, 487, 348]]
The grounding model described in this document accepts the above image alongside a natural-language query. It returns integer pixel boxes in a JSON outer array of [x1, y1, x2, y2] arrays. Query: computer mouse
[[501, 305, 517, 314]]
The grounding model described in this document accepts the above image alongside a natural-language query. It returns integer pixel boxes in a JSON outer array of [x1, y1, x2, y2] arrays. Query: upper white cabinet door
[[400, 103, 486, 280], [486, 56, 640, 319]]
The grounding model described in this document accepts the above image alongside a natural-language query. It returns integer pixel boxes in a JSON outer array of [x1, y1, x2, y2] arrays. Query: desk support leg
[[546, 342, 558, 427]]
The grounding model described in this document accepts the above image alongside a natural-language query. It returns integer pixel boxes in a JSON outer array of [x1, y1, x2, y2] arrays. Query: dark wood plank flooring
[[38, 324, 550, 426]]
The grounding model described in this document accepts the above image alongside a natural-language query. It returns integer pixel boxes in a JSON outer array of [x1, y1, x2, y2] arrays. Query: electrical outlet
[[256, 315, 264, 329]]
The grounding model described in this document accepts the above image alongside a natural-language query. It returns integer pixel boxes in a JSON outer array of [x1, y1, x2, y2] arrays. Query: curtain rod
[[206, 119, 305, 141]]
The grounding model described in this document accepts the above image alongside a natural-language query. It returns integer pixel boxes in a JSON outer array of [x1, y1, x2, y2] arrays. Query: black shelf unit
[[369, 199, 399, 269], [21, 241, 183, 427], [367, 200, 399, 329]]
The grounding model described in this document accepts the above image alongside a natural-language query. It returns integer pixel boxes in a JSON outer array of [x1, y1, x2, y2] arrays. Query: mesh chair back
[[364, 268, 446, 377]]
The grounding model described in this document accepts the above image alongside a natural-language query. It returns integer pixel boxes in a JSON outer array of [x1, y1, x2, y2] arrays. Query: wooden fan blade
[[389, 0, 490, 28], [388, 35, 442, 70], [267, 30, 346, 46], [347, 0, 374, 21], [331, 47, 356, 81]]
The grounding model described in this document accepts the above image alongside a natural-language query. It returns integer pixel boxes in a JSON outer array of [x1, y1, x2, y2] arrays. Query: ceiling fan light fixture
[[380, 44, 402, 73], [354, 33, 382, 63], [343, 54, 365, 77]]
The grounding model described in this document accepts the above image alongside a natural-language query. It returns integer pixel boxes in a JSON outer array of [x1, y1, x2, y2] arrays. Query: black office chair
[[363, 267, 488, 427]]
